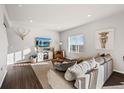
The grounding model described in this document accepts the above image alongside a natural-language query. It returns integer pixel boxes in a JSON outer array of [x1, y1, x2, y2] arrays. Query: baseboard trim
[[113, 69, 124, 74], [0, 70, 7, 88]]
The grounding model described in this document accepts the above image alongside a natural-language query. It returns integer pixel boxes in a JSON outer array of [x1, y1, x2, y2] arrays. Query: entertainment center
[[35, 37, 53, 62]]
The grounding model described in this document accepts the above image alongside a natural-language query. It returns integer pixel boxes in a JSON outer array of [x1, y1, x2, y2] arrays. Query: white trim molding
[[113, 69, 124, 74]]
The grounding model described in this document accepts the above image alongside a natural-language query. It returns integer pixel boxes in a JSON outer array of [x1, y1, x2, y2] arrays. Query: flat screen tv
[[35, 37, 51, 47]]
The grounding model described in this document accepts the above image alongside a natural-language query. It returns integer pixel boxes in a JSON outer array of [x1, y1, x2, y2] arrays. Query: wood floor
[[1, 64, 43, 89], [1, 63, 124, 89], [104, 72, 124, 87]]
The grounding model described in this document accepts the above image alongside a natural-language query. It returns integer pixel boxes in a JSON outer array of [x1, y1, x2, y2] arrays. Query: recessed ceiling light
[[88, 14, 92, 17], [18, 4, 23, 7], [30, 20, 33, 23]]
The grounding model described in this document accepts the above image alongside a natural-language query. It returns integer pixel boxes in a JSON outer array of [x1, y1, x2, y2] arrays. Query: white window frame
[[68, 35, 84, 53]]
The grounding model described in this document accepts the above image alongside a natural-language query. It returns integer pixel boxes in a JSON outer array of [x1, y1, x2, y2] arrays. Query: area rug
[[31, 61, 52, 89]]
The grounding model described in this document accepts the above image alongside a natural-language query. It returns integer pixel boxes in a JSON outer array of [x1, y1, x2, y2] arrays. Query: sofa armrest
[[74, 76, 86, 89], [74, 69, 98, 89]]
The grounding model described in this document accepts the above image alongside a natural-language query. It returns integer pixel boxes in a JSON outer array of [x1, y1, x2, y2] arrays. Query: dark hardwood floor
[[104, 72, 124, 87], [1, 63, 124, 89], [1, 64, 43, 89]]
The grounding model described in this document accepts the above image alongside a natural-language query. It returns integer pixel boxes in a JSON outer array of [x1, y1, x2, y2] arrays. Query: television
[[35, 37, 51, 47]]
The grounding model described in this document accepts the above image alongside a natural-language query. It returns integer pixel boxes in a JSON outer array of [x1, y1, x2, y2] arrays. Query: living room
[[1, 2, 124, 91]]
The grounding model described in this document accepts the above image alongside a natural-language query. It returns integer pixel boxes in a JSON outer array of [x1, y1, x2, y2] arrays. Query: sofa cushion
[[64, 68, 76, 81], [95, 57, 105, 65], [76, 56, 93, 64], [103, 54, 112, 62], [53, 61, 76, 71]]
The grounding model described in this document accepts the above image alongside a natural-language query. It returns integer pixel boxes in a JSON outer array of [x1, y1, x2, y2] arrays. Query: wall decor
[[96, 28, 114, 50], [14, 27, 30, 40]]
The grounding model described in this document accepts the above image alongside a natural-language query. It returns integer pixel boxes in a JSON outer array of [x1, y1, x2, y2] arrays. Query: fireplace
[[43, 52, 49, 60], [36, 48, 53, 62], [34, 37, 53, 62]]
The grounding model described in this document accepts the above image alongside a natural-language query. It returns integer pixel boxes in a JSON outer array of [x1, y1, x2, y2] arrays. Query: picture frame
[[95, 28, 114, 50]]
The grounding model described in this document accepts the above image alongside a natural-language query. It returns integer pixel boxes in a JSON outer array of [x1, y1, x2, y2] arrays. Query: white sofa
[[47, 68, 98, 89], [47, 55, 113, 89], [95, 55, 113, 88]]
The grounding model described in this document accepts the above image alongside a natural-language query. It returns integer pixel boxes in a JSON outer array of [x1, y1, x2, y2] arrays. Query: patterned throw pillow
[[64, 59, 97, 81]]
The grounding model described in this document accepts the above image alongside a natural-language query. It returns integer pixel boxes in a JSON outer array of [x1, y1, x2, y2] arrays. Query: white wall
[[60, 11, 124, 73], [7, 22, 60, 63], [7, 25, 60, 53], [0, 5, 8, 87]]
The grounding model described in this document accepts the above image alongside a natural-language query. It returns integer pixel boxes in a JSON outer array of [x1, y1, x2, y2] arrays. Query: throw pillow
[[54, 61, 76, 71], [64, 59, 98, 81]]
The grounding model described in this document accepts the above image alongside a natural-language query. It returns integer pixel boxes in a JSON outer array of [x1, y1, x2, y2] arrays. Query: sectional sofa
[[47, 54, 113, 89]]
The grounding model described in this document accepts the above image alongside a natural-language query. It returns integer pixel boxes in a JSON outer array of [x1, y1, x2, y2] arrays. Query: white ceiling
[[5, 4, 124, 31]]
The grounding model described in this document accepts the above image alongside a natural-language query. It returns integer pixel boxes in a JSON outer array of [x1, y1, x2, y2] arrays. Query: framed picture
[[95, 28, 114, 50]]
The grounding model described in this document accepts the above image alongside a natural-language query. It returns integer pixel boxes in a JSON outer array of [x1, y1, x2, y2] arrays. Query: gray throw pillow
[[54, 61, 76, 71]]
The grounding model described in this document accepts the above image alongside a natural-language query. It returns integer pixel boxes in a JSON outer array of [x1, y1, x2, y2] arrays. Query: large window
[[68, 35, 85, 53], [7, 48, 31, 64]]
